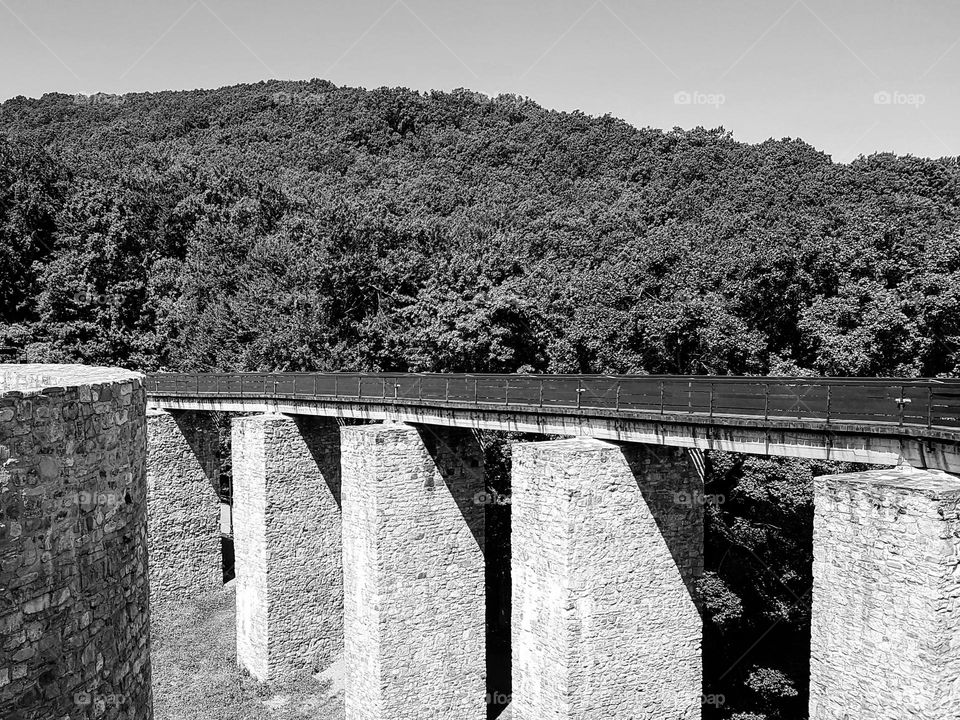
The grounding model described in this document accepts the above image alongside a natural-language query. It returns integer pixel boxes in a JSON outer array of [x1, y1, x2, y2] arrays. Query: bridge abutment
[[810, 466, 960, 719], [341, 422, 485, 720], [511, 438, 703, 720], [145, 409, 222, 606], [231, 413, 343, 681]]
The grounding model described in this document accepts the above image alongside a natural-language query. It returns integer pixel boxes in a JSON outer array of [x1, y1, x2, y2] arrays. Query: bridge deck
[[145, 373, 960, 472]]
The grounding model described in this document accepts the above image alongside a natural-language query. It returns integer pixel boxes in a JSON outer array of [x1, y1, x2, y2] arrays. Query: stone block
[[146, 409, 222, 606], [232, 413, 343, 681], [511, 438, 703, 720], [810, 465, 960, 719], [341, 422, 485, 720]]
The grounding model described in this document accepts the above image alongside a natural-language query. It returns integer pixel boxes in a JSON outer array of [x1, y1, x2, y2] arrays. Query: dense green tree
[[0, 137, 65, 352]]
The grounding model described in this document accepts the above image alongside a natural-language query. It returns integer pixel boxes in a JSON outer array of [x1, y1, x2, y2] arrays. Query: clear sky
[[1, 0, 958, 162]]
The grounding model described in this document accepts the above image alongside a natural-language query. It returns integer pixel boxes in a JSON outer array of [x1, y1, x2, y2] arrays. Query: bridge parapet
[[145, 373, 960, 430], [145, 373, 960, 473]]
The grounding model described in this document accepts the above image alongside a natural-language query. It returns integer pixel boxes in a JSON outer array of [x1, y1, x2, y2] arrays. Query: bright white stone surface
[[341, 422, 485, 720], [810, 465, 960, 719], [511, 438, 703, 720], [233, 413, 343, 681]]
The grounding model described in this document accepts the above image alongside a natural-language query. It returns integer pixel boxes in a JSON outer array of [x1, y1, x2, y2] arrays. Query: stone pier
[[810, 466, 960, 719], [511, 438, 703, 720], [145, 409, 222, 605], [232, 414, 343, 681], [0, 364, 152, 720], [341, 423, 485, 720]]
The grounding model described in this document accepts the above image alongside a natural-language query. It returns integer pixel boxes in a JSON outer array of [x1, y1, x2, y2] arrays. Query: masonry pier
[[510, 438, 704, 719], [810, 466, 960, 719], [232, 413, 343, 681], [340, 423, 486, 720], [146, 409, 222, 605]]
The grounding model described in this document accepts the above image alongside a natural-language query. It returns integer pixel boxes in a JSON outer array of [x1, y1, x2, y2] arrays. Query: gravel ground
[[150, 581, 514, 720], [150, 582, 344, 720]]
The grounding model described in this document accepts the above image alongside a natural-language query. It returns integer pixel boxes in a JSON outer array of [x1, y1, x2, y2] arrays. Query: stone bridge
[[2, 365, 959, 719]]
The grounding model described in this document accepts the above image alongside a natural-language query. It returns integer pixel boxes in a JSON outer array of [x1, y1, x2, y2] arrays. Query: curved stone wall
[[0, 364, 151, 720]]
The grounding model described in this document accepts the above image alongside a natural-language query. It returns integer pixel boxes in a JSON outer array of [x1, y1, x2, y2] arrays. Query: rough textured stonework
[[810, 465, 960, 719], [232, 414, 343, 681], [511, 438, 703, 720], [341, 423, 485, 720], [145, 409, 221, 605], [0, 364, 151, 720]]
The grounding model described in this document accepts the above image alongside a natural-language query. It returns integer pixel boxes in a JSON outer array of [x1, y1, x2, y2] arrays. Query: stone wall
[[232, 414, 342, 681], [511, 438, 703, 719], [341, 422, 485, 720], [146, 409, 222, 606], [810, 465, 960, 719], [0, 364, 151, 720]]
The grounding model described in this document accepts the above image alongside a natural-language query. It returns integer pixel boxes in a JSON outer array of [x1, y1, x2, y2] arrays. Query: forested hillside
[[2, 79, 958, 718]]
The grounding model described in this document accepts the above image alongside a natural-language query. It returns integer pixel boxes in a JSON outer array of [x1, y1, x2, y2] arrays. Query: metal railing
[[144, 372, 960, 434]]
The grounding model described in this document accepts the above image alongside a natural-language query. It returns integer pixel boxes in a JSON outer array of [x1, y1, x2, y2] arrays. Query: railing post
[[616, 381, 621, 411], [334, 374, 339, 397], [764, 383, 770, 421], [826, 384, 832, 424], [445, 377, 450, 403], [505, 378, 509, 406], [928, 386, 934, 429], [357, 375, 362, 399], [474, 377, 479, 404], [539, 378, 544, 407], [382, 378, 387, 400], [195, 373, 200, 395], [418, 376, 423, 401], [577, 378, 582, 409], [659, 380, 664, 415], [314, 374, 319, 398], [899, 384, 905, 426]]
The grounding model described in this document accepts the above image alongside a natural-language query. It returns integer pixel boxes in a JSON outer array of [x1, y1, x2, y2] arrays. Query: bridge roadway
[[145, 372, 960, 473]]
